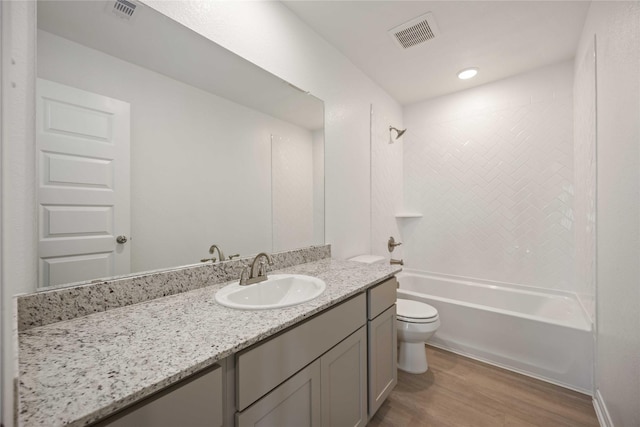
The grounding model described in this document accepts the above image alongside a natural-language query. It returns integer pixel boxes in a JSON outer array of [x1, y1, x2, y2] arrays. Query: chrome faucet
[[209, 244, 225, 262], [390, 258, 404, 266], [239, 252, 274, 286]]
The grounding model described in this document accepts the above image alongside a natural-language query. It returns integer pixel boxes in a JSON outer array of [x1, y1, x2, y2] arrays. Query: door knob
[[116, 235, 128, 244]]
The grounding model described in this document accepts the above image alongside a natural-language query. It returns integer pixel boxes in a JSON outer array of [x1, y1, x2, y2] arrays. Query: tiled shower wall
[[371, 105, 404, 261], [573, 40, 597, 321], [403, 62, 576, 291]]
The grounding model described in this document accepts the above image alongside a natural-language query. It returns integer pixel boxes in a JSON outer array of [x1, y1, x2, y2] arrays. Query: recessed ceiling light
[[458, 68, 478, 80]]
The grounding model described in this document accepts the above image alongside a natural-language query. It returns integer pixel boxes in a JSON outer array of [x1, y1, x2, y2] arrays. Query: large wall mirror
[[35, 1, 325, 289]]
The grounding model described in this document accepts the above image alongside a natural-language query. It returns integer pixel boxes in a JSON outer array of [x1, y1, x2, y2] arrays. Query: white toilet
[[396, 298, 440, 373], [349, 255, 441, 374]]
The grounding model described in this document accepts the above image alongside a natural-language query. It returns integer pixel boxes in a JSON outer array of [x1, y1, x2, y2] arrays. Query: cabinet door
[[368, 305, 397, 417], [99, 364, 223, 427], [321, 326, 367, 427], [237, 360, 321, 427]]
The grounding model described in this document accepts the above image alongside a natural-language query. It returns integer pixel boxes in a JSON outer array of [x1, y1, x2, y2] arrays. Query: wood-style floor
[[369, 346, 599, 427]]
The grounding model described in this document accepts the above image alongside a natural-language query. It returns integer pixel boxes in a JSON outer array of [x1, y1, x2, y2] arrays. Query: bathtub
[[397, 270, 593, 394]]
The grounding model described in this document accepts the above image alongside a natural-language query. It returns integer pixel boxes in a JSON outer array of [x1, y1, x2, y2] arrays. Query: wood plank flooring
[[369, 346, 599, 427]]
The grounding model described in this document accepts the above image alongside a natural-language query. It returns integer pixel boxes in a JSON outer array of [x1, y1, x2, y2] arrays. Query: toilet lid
[[396, 299, 438, 322]]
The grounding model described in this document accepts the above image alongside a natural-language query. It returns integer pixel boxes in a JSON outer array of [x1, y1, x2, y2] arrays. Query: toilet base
[[398, 341, 428, 374]]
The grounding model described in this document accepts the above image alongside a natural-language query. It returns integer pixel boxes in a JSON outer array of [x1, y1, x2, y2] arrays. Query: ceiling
[[283, 1, 591, 105]]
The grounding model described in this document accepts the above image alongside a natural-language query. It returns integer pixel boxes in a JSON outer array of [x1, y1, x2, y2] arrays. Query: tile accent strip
[[17, 245, 331, 331]]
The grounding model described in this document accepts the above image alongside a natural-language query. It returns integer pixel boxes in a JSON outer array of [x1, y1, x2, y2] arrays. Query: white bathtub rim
[[398, 270, 591, 331], [398, 288, 590, 331], [400, 269, 586, 301], [427, 342, 593, 396], [399, 272, 577, 305]]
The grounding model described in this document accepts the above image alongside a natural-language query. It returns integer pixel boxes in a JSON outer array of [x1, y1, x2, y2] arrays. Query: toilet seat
[[397, 299, 439, 324]]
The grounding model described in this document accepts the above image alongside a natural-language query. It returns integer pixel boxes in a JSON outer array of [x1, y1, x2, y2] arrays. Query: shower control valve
[[388, 236, 402, 253]]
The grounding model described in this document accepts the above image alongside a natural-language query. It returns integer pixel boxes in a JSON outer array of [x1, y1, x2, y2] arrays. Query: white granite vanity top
[[18, 259, 400, 426]]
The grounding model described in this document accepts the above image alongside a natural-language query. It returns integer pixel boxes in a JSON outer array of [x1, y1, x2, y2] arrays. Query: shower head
[[389, 126, 407, 140]]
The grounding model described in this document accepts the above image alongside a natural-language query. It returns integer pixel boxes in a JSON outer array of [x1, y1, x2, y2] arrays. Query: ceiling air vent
[[105, 0, 139, 22], [388, 12, 440, 49]]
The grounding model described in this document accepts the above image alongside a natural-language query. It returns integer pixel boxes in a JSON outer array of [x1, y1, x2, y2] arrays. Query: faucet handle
[[200, 257, 216, 263], [228, 254, 240, 260], [239, 266, 250, 286], [258, 259, 267, 276]]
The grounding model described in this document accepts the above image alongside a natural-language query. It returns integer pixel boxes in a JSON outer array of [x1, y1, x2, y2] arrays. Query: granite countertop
[[18, 259, 401, 427]]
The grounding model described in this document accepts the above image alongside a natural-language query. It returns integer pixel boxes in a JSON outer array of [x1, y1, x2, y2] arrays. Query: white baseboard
[[593, 389, 613, 427]]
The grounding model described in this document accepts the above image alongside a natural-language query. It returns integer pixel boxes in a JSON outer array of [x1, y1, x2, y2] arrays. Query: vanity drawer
[[236, 293, 366, 411], [367, 277, 397, 320]]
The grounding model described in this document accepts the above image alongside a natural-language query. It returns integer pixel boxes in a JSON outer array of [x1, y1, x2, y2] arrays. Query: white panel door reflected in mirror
[[36, 79, 131, 287]]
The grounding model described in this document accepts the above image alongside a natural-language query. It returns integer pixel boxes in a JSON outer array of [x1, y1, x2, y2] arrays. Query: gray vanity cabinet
[[367, 277, 398, 418], [236, 325, 368, 427], [321, 326, 368, 427], [235, 294, 368, 427], [96, 278, 397, 427], [97, 364, 224, 427], [87, 276, 399, 427]]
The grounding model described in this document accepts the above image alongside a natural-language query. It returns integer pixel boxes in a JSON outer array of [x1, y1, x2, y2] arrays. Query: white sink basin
[[215, 274, 326, 310]]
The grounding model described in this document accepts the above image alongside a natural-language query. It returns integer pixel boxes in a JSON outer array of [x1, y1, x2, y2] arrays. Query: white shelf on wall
[[395, 212, 423, 218]]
